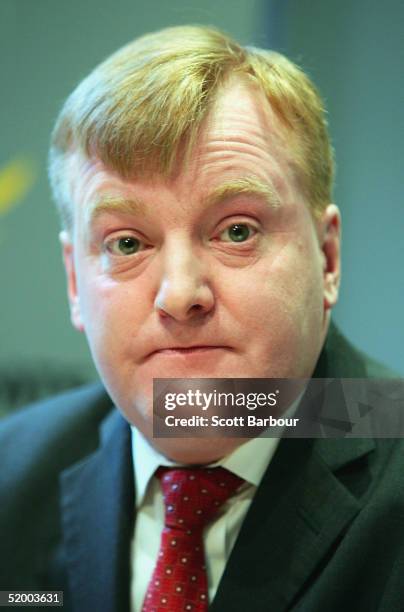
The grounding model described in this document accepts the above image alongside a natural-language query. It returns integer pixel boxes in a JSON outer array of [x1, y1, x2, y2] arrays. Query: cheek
[[221, 238, 324, 366], [76, 270, 149, 363], [231, 237, 323, 319]]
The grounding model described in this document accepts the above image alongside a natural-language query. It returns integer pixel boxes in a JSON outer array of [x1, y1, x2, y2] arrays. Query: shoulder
[[314, 321, 399, 378], [0, 382, 113, 489]]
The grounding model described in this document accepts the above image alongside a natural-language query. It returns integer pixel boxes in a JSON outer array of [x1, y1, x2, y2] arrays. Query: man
[[0, 26, 403, 612]]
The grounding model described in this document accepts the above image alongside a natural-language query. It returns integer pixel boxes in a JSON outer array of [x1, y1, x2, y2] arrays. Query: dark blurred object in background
[[0, 361, 86, 417]]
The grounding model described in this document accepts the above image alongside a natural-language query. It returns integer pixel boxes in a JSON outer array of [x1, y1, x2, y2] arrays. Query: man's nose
[[154, 241, 214, 321]]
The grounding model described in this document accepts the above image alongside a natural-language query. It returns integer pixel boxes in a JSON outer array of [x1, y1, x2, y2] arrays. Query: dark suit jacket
[[1, 324, 403, 611]]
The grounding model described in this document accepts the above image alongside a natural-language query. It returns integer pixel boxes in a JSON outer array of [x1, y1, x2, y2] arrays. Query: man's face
[[62, 78, 340, 461]]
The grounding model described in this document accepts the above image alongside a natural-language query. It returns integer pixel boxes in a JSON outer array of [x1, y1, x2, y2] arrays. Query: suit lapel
[[211, 324, 375, 611], [59, 409, 134, 612], [211, 436, 374, 612]]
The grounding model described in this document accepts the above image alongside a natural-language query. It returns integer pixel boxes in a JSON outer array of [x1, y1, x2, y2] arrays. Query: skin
[[61, 78, 341, 464]]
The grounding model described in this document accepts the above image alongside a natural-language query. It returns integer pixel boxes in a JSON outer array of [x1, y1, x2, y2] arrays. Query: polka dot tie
[[142, 466, 244, 612]]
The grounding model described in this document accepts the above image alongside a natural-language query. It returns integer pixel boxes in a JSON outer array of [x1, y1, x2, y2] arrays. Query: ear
[[59, 230, 84, 332], [318, 204, 341, 310]]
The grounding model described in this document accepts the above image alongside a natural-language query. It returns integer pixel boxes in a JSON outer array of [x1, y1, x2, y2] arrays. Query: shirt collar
[[131, 427, 281, 508]]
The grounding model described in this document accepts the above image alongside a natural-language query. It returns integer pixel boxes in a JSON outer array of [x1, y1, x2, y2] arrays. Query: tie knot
[[156, 466, 244, 531]]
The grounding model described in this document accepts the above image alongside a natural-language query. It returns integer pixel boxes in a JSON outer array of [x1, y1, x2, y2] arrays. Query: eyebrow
[[85, 195, 145, 227], [86, 176, 281, 226], [204, 177, 282, 210]]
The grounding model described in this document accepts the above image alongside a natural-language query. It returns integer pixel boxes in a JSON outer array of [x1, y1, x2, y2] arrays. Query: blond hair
[[49, 25, 334, 230]]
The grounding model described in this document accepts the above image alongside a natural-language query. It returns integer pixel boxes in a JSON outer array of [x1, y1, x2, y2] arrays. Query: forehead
[[69, 78, 299, 218], [202, 77, 289, 153]]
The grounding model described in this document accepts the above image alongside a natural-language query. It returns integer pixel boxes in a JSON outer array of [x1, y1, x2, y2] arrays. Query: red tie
[[142, 466, 244, 612]]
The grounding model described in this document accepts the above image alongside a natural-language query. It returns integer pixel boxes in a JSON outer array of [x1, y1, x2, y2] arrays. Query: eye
[[219, 223, 256, 243], [105, 236, 143, 256]]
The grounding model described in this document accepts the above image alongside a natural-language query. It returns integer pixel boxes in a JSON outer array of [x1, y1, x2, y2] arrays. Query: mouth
[[146, 344, 231, 359], [147, 345, 231, 358]]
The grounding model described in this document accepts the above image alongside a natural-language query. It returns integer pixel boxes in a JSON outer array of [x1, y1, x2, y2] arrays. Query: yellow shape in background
[[0, 157, 36, 216]]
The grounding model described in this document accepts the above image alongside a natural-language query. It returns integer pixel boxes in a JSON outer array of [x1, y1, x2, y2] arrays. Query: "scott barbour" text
[[165, 415, 299, 428]]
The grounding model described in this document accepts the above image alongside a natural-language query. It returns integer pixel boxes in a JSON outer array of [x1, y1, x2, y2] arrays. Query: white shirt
[[129, 430, 281, 612]]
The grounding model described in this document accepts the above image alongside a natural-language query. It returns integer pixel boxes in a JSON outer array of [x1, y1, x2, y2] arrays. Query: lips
[[156, 346, 227, 353], [147, 345, 230, 358]]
